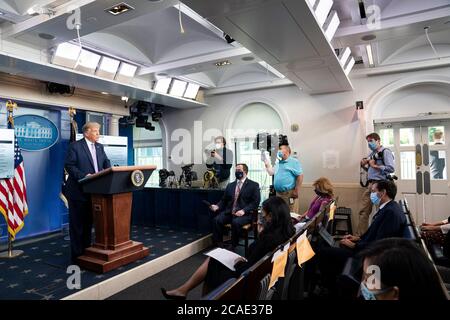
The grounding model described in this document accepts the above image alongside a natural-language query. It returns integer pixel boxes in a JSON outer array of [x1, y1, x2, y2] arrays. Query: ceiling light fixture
[[169, 79, 188, 97], [106, 2, 134, 16], [338, 47, 351, 67], [344, 56, 355, 75], [101, 92, 109, 95], [313, 0, 333, 27], [26, 5, 55, 16], [96, 56, 121, 80], [183, 83, 200, 100], [154, 78, 172, 94], [215, 60, 231, 67], [52, 42, 82, 69], [115, 62, 138, 83], [75, 49, 101, 74], [323, 10, 340, 41], [366, 44, 374, 66]]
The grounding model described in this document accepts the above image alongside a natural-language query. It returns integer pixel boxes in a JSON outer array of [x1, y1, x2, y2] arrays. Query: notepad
[[205, 248, 247, 271]]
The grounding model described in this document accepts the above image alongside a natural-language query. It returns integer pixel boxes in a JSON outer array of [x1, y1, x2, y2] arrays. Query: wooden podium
[[77, 165, 155, 273]]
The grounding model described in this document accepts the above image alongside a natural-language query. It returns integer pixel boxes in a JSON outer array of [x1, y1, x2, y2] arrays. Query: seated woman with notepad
[[161, 196, 295, 300], [293, 177, 334, 223]]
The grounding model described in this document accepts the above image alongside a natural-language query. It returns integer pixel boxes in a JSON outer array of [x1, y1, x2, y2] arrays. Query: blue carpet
[[0, 226, 208, 300]]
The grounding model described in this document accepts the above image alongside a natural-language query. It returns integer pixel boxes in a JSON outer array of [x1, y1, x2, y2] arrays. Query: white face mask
[[215, 143, 222, 150]]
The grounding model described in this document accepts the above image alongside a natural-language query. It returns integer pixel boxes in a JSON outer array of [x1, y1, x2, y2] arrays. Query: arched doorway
[[367, 78, 450, 224], [230, 102, 283, 200]]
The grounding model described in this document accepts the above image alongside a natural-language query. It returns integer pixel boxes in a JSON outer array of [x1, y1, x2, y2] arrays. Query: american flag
[[0, 123, 28, 240]]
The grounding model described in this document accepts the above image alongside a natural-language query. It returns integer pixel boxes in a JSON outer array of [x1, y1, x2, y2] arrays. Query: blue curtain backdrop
[[0, 101, 69, 240]]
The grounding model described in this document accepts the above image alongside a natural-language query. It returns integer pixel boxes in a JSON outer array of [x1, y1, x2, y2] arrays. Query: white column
[[109, 115, 121, 136]]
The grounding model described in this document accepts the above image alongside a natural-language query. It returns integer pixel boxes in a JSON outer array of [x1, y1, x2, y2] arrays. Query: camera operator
[[262, 142, 303, 213], [206, 136, 233, 189], [356, 132, 395, 236]]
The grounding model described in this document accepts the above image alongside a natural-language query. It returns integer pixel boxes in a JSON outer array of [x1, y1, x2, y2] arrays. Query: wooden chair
[[224, 209, 259, 256]]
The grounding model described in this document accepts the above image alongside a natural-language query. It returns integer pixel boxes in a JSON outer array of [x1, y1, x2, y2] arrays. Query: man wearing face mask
[[263, 144, 303, 213], [356, 133, 395, 236], [209, 163, 260, 250], [207, 136, 233, 189], [317, 180, 406, 296]]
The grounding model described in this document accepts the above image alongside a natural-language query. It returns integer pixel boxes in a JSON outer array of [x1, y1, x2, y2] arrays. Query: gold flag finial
[[68, 107, 77, 118], [6, 100, 18, 112], [6, 100, 18, 126]]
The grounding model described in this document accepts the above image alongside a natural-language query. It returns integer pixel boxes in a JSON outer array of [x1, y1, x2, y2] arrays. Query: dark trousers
[[213, 211, 252, 247], [68, 198, 93, 261]]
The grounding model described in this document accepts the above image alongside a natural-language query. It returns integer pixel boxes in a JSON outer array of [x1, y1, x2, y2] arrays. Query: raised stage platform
[[0, 226, 210, 300]]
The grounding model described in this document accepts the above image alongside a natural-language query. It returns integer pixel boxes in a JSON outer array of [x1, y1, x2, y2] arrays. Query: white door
[[375, 120, 450, 224]]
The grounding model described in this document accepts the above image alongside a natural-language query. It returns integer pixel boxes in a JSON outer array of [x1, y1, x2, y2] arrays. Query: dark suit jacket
[[217, 178, 260, 215], [356, 200, 406, 251], [64, 138, 111, 201]]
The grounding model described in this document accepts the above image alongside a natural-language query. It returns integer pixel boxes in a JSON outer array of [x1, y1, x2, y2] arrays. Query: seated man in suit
[[64, 122, 111, 262], [210, 163, 260, 250], [317, 180, 406, 295]]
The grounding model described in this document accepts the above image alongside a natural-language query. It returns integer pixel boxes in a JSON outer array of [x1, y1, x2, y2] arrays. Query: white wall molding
[[223, 97, 292, 140], [364, 74, 450, 133]]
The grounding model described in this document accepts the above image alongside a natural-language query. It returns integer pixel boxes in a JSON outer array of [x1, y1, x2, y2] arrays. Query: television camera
[[118, 101, 163, 131], [159, 169, 177, 188], [179, 164, 198, 188]]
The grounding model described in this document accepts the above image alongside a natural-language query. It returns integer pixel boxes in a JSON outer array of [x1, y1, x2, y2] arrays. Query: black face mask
[[314, 189, 325, 197], [235, 171, 244, 180]]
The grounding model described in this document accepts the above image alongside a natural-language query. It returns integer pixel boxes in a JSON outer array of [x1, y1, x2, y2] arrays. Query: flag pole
[[0, 233, 23, 258], [0, 100, 24, 258]]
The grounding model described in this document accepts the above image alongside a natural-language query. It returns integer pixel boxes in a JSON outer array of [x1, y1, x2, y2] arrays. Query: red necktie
[[232, 181, 242, 213]]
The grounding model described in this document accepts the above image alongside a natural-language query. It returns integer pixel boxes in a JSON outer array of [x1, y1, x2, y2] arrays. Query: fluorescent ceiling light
[[52, 42, 81, 68], [323, 10, 340, 41], [184, 83, 200, 100], [99, 57, 120, 73], [366, 44, 374, 66], [154, 78, 172, 94], [96, 56, 120, 80], [118, 63, 137, 77], [314, 0, 333, 27], [169, 79, 187, 97], [338, 47, 351, 67], [75, 49, 101, 74], [115, 62, 138, 83], [306, 0, 317, 8], [344, 56, 355, 75]]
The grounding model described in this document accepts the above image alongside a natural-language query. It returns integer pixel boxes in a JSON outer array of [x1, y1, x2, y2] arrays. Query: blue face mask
[[370, 192, 381, 205], [360, 283, 377, 300], [368, 141, 378, 151], [277, 151, 284, 159]]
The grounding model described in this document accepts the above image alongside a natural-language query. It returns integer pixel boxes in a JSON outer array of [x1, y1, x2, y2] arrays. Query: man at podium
[[64, 122, 111, 263]]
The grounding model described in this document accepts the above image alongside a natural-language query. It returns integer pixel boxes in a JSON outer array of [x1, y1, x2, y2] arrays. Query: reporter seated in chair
[[357, 238, 447, 300], [161, 196, 295, 300], [209, 163, 260, 250], [293, 177, 334, 223], [317, 180, 406, 295]]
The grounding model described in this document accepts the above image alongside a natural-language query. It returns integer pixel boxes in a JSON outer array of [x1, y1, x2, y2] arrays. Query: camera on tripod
[[159, 169, 176, 188], [179, 164, 198, 188]]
